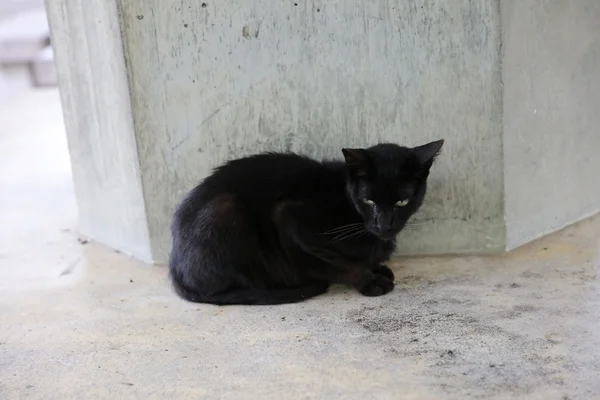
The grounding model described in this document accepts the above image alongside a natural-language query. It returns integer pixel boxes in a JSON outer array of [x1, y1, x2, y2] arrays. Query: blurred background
[[0, 0, 56, 99], [0, 0, 73, 292]]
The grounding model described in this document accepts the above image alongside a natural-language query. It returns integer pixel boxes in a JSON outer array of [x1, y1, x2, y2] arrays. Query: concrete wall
[[45, 0, 152, 261], [502, 0, 600, 249], [117, 0, 505, 261], [46, 0, 600, 263]]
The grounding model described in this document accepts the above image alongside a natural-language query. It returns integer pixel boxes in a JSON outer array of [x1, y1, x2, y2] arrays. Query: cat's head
[[342, 140, 444, 240]]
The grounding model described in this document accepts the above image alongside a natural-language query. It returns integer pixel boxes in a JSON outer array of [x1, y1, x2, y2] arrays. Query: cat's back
[[177, 152, 330, 219], [220, 151, 318, 177], [208, 152, 323, 191]]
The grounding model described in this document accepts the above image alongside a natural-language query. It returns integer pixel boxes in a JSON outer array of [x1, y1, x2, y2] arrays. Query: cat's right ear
[[413, 139, 444, 167], [342, 148, 369, 177]]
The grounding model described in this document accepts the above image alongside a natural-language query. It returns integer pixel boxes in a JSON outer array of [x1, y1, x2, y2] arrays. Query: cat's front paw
[[374, 265, 395, 281], [359, 274, 394, 297]]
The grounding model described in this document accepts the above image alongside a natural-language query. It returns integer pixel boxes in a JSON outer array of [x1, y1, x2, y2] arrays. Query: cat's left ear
[[342, 148, 369, 177], [413, 139, 444, 168]]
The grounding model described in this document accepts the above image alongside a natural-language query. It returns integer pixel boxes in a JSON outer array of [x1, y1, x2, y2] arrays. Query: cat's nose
[[376, 214, 394, 235], [377, 224, 393, 235], [377, 229, 395, 240]]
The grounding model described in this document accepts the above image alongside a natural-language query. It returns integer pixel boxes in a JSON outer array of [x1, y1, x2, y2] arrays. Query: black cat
[[169, 140, 443, 305]]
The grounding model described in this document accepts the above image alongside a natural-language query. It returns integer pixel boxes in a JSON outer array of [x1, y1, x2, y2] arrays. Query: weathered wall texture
[[502, 0, 600, 250], [117, 0, 505, 261], [48, 0, 600, 262], [45, 0, 152, 261]]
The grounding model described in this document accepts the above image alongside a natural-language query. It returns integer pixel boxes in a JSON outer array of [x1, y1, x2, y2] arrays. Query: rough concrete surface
[[2, 89, 600, 399]]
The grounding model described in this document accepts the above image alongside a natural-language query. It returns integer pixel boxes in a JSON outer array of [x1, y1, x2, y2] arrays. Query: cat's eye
[[395, 199, 410, 207], [363, 199, 376, 207]]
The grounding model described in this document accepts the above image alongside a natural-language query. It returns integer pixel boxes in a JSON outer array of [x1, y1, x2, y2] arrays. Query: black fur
[[169, 140, 444, 305]]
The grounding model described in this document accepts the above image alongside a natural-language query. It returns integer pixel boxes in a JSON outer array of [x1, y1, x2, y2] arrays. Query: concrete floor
[[1, 90, 600, 400]]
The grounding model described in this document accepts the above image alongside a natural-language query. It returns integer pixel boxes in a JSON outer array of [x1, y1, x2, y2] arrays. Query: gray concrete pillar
[[501, 0, 600, 249], [46, 0, 600, 263], [45, 0, 151, 261]]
